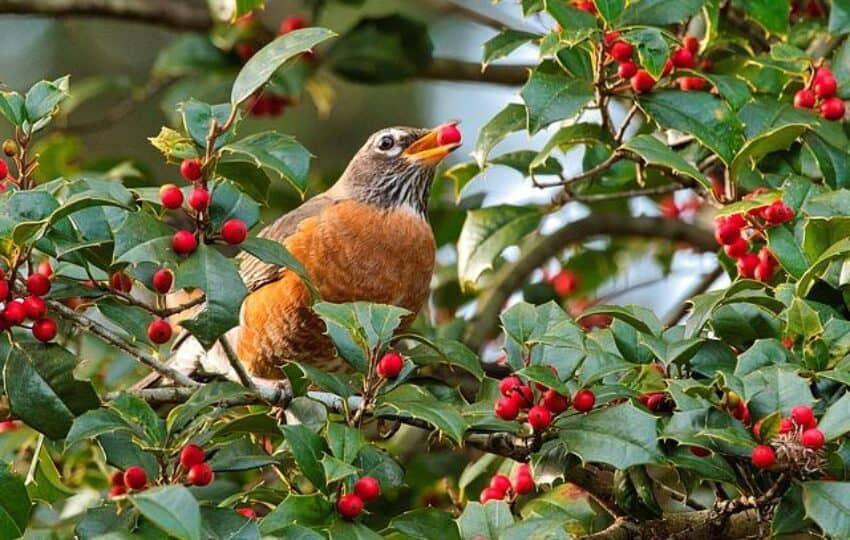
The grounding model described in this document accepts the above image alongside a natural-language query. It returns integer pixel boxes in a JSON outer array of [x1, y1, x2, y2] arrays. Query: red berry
[[714, 221, 741, 245], [645, 392, 666, 411], [479, 487, 505, 504], [791, 405, 817, 429], [754, 261, 775, 283], [110, 471, 125, 487], [37, 260, 53, 278], [678, 76, 707, 91], [610, 41, 633, 62], [187, 463, 214, 486], [0, 159, 6, 178], [734, 401, 751, 425], [671, 47, 696, 69], [751, 445, 775, 469], [147, 320, 172, 344], [180, 158, 202, 181], [188, 187, 211, 212], [354, 476, 381, 502], [110, 272, 132, 293], [511, 385, 534, 408], [528, 406, 552, 431], [631, 70, 655, 93], [0, 280, 7, 301], [237, 508, 257, 519], [152, 268, 174, 294], [124, 466, 148, 490], [172, 230, 198, 255], [22, 296, 47, 320], [26, 273, 51, 297], [757, 246, 777, 267], [573, 389, 595, 412], [180, 444, 206, 469], [737, 254, 759, 279], [542, 390, 569, 414], [499, 376, 522, 396], [221, 219, 248, 245], [551, 270, 580, 296], [814, 66, 834, 83], [159, 184, 184, 209], [279, 15, 307, 35], [802, 428, 825, 449], [617, 61, 638, 79], [3, 302, 26, 325], [512, 467, 534, 495], [779, 417, 794, 433], [574, 1, 597, 14], [814, 76, 837, 98], [724, 237, 749, 259], [495, 396, 520, 420], [604, 31, 620, 47], [488, 474, 512, 495], [689, 445, 711, 457], [683, 36, 700, 54], [337, 493, 363, 519], [108, 485, 126, 498], [658, 195, 679, 219], [821, 97, 846, 121], [763, 201, 794, 224], [235, 43, 256, 62], [376, 351, 404, 378], [436, 124, 462, 146], [663, 58, 674, 76], [726, 213, 747, 229], [794, 89, 816, 109]]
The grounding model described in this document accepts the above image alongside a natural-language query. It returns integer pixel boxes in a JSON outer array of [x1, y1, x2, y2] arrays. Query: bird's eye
[[377, 135, 395, 151]]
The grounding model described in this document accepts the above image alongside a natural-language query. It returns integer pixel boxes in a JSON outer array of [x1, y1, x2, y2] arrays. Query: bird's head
[[337, 123, 461, 218]]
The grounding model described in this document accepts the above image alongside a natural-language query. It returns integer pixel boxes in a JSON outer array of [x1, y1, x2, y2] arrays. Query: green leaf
[[520, 483, 607, 533], [531, 123, 607, 170], [621, 134, 710, 190], [578, 304, 662, 335], [181, 100, 232, 150], [297, 363, 358, 397], [200, 507, 260, 540], [796, 238, 850, 296], [27, 443, 74, 504], [174, 245, 248, 348], [730, 123, 810, 181], [149, 126, 200, 161], [327, 15, 432, 83], [472, 103, 526, 167], [831, 0, 850, 34], [483, 30, 540, 68], [803, 130, 850, 189], [389, 509, 461, 540], [376, 384, 467, 444], [742, 366, 814, 420], [785, 298, 823, 339], [327, 521, 384, 540], [25, 76, 69, 125], [216, 161, 271, 204], [222, 131, 312, 195], [619, 0, 705, 25], [767, 225, 809, 280], [544, 1, 598, 30], [166, 382, 249, 434], [818, 393, 850, 441], [66, 409, 135, 449], [457, 205, 542, 291], [239, 236, 310, 283], [667, 446, 736, 482], [113, 211, 179, 265], [131, 486, 201, 540], [743, 0, 790, 35], [312, 302, 408, 373], [456, 502, 514, 540], [231, 27, 336, 106], [3, 344, 99, 439], [803, 481, 850, 538], [594, 0, 625, 21], [407, 338, 484, 381], [153, 34, 232, 78], [0, 91, 26, 126], [520, 61, 593, 135], [0, 463, 30, 539], [626, 28, 669, 80], [555, 403, 664, 468], [497, 518, 572, 540], [639, 90, 743, 165], [492, 151, 563, 177], [260, 494, 333, 535], [281, 425, 327, 489], [327, 423, 365, 464], [208, 179, 260, 230]]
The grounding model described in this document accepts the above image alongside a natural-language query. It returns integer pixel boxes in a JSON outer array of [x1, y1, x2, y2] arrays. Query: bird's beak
[[403, 122, 461, 166]]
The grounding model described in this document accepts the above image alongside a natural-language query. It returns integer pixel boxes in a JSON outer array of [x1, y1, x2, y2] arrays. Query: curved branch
[[422, 58, 532, 85], [465, 215, 719, 350], [0, 0, 211, 30]]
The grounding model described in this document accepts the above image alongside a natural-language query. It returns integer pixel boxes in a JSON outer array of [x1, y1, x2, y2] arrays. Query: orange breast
[[237, 201, 435, 377]]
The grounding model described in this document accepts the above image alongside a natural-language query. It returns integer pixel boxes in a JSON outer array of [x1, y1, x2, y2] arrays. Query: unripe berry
[[124, 466, 148, 490], [376, 351, 404, 378], [821, 97, 846, 121], [610, 41, 633, 62], [147, 320, 172, 344], [551, 270, 579, 296], [631, 70, 655, 93], [187, 463, 214, 486], [180, 158, 202, 181], [488, 474, 511, 496], [801, 428, 825, 449], [527, 405, 552, 431], [724, 237, 749, 259], [354, 476, 381, 502], [110, 272, 132, 293], [221, 219, 248, 245], [494, 396, 520, 420], [573, 389, 595, 412], [617, 61, 638, 79], [542, 390, 569, 414], [279, 15, 307, 35], [671, 47, 696, 69], [172, 230, 198, 255], [791, 404, 817, 429], [683, 36, 700, 54], [751, 445, 775, 469], [3, 139, 18, 157], [337, 494, 363, 519], [814, 75, 837, 98], [26, 273, 51, 297], [479, 487, 505, 504], [499, 376, 522, 396], [188, 187, 211, 212], [3, 302, 26, 325], [794, 89, 816, 109], [152, 268, 174, 294], [22, 296, 47, 320], [437, 124, 462, 146], [180, 444, 206, 469], [736, 254, 759, 279]]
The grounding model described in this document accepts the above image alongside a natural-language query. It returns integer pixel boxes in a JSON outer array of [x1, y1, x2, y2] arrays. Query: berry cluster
[[750, 404, 826, 469], [605, 32, 709, 94], [108, 443, 214, 499], [479, 463, 535, 504], [493, 372, 595, 430], [713, 196, 795, 282], [0, 263, 58, 342], [336, 476, 381, 520], [794, 65, 846, 121]]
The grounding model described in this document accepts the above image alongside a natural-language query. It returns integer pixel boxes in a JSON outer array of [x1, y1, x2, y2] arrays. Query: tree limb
[[465, 215, 719, 350], [0, 0, 212, 30], [422, 58, 532, 85]]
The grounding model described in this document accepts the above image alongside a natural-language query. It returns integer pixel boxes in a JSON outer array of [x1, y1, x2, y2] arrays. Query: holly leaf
[[131, 486, 201, 540], [222, 131, 312, 195], [520, 61, 593, 134]]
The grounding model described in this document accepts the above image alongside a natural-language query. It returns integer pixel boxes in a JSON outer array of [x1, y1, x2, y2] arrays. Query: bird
[[163, 124, 461, 385]]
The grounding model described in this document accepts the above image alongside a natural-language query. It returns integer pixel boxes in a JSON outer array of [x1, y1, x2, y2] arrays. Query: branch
[[422, 59, 532, 85], [465, 215, 718, 350], [0, 0, 211, 30], [580, 508, 760, 540]]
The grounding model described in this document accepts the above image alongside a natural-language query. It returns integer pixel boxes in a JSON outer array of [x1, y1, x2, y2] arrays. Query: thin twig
[[534, 152, 625, 190], [560, 183, 681, 203], [218, 337, 259, 392], [614, 105, 639, 145]]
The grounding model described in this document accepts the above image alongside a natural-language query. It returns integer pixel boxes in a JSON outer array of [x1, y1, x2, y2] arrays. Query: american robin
[[165, 124, 460, 382]]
